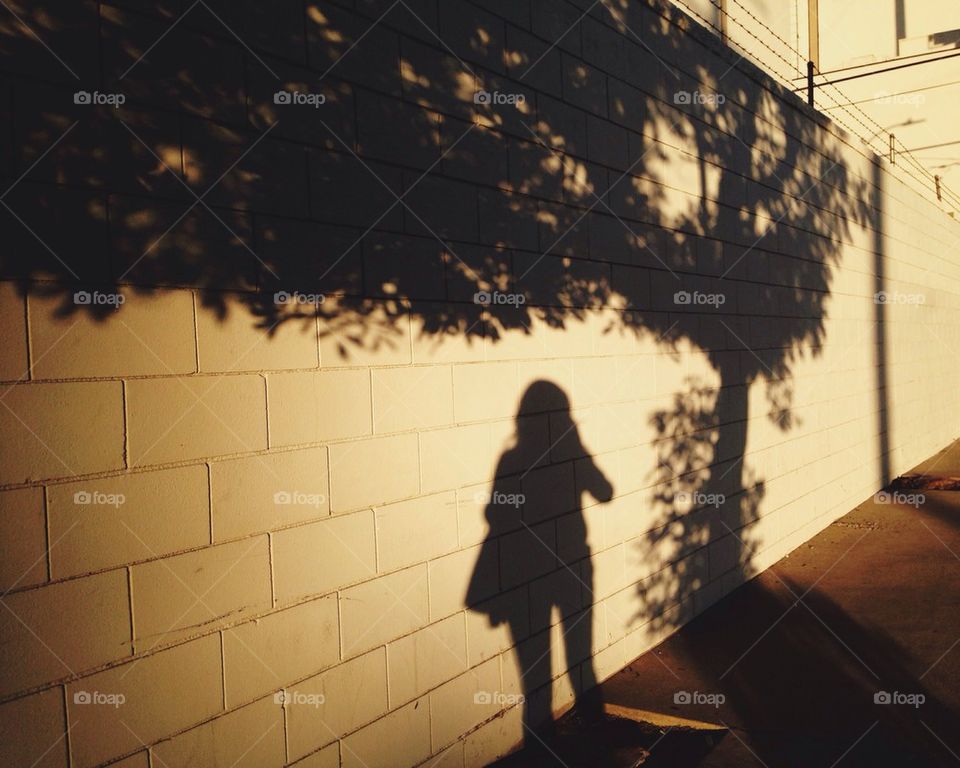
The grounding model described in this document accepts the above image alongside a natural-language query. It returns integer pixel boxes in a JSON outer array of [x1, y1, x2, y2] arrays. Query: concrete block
[[65, 635, 222, 768], [0, 570, 130, 698], [48, 464, 209, 577], [273, 511, 377, 602], [341, 565, 429, 657], [372, 365, 453, 433], [342, 698, 431, 768], [328, 433, 419, 512], [285, 648, 388, 760], [222, 595, 339, 705], [268, 369, 371, 447], [0, 688, 67, 768], [131, 537, 271, 648], [127, 375, 267, 466], [376, 491, 458, 573], [152, 697, 285, 767], [29, 289, 196, 379], [0, 486, 46, 590], [0, 382, 124, 484], [211, 446, 328, 541], [387, 614, 468, 706]]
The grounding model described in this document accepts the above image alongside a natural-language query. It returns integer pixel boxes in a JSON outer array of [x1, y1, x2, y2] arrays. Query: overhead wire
[[664, 0, 960, 211]]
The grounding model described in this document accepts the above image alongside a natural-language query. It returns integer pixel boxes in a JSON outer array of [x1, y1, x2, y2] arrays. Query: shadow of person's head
[[518, 378, 569, 417]]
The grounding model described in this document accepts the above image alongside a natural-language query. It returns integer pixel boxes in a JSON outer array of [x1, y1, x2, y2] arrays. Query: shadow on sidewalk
[[490, 711, 722, 767], [588, 493, 960, 768]]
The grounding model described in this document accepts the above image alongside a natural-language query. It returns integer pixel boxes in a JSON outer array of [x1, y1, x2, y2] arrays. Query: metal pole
[[807, 60, 815, 107], [808, 0, 820, 70], [889, 134, 896, 165]]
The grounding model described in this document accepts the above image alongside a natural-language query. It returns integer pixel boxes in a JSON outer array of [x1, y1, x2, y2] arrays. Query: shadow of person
[[467, 380, 614, 758]]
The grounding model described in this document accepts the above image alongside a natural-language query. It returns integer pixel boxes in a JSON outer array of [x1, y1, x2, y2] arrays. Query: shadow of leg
[[564, 604, 603, 722], [513, 603, 554, 749]]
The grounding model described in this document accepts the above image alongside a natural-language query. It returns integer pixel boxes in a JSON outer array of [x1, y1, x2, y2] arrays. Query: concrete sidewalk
[[497, 441, 960, 767]]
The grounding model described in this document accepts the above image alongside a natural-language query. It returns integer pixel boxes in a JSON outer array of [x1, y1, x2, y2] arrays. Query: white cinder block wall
[[1, 0, 959, 766]]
